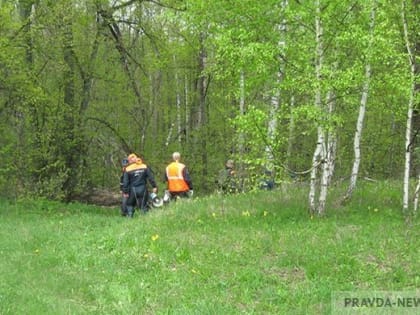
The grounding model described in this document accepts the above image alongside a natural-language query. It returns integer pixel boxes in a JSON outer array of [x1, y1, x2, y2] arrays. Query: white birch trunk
[[197, 33, 208, 129], [346, 64, 370, 197], [318, 142, 329, 213], [236, 69, 246, 191], [265, 0, 288, 168], [172, 55, 182, 143], [414, 173, 420, 214], [402, 76, 414, 213], [401, 0, 416, 213], [326, 90, 337, 186], [175, 72, 181, 143], [344, 2, 376, 202], [286, 96, 295, 164], [238, 69, 246, 157], [309, 128, 325, 214], [185, 74, 189, 140], [239, 70, 245, 116], [266, 74, 279, 165], [319, 131, 336, 211], [326, 133, 337, 186], [309, 0, 325, 215], [318, 90, 337, 213], [149, 74, 155, 135]]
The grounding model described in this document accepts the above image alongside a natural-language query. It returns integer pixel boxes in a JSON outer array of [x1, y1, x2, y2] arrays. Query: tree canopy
[[0, 0, 418, 214]]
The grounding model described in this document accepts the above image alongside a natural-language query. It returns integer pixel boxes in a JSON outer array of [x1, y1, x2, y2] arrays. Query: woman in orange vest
[[164, 152, 193, 200]]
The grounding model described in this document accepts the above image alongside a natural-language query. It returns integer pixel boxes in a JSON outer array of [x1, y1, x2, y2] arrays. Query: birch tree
[[1, 0, 418, 200], [173, 55, 182, 144], [402, 0, 418, 216], [414, 173, 420, 213], [196, 31, 210, 190], [343, 1, 377, 203], [308, 0, 327, 215], [266, 0, 288, 172]]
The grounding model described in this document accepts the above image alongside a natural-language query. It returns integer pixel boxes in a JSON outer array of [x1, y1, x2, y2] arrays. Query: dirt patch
[[266, 266, 307, 282], [73, 188, 121, 206]]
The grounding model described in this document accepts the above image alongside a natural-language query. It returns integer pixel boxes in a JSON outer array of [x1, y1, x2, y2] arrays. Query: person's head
[[172, 152, 181, 162], [226, 159, 234, 168], [128, 153, 138, 164]]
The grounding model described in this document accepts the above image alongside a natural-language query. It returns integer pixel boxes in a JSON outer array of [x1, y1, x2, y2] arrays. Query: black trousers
[[126, 185, 148, 216]]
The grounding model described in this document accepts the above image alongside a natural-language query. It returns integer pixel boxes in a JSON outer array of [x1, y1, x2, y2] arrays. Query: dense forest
[[0, 0, 418, 215]]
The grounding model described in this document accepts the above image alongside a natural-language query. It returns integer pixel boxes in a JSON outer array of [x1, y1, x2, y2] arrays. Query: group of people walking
[[119, 151, 193, 218], [119, 152, 273, 218]]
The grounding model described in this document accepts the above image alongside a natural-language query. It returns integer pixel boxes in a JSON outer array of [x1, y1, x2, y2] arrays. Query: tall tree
[[309, 0, 327, 215], [266, 0, 288, 175], [343, 1, 377, 203], [402, 0, 419, 216]]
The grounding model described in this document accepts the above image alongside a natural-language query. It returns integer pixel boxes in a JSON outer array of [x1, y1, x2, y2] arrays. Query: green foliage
[[0, 0, 417, 205], [0, 182, 418, 314], [230, 105, 288, 187]]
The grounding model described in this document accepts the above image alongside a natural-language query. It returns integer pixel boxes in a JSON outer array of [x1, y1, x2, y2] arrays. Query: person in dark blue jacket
[[119, 158, 129, 216], [122, 153, 157, 218]]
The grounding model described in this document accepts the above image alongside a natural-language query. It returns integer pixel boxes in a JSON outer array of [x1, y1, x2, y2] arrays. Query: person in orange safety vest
[[164, 152, 193, 200]]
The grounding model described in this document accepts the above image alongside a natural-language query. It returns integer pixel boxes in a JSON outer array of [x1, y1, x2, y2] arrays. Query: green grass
[[0, 182, 419, 314]]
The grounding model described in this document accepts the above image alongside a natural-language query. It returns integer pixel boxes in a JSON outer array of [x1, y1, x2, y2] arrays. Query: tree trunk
[[286, 96, 295, 166], [184, 73, 190, 142], [196, 32, 209, 129], [266, 72, 279, 167], [414, 173, 420, 213], [61, 9, 79, 199], [99, 7, 146, 151], [413, 0, 420, 216], [309, 128, 325, 215], [309, 0, 326, 215], [402, 0, 416, 214], [174, 55, 182, 144], [61, 4, 101, 199], [18, 0, 34, 65], [237, 69, 246, 190], [266, 0, 288, 171], [344, 2, 376, 203], [197, 32, 209, 190], [318, 90, 337, 210], [325, 90, 337, 187]]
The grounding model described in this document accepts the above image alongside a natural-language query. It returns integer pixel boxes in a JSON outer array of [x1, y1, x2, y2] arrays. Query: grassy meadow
[[0, 181, 419, 314]]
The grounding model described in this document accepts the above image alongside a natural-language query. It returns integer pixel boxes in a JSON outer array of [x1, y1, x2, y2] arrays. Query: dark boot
[[126, 206, 134, 218]]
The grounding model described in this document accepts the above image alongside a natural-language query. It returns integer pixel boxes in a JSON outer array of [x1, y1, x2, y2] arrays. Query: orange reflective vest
[[126, 161, 146, 171], [166, 162, 189, 192]]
